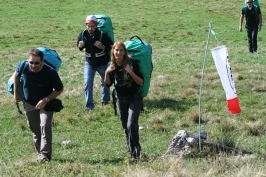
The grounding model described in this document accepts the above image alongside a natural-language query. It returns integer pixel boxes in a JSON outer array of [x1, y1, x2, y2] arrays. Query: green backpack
[[82, 14, 114, 43], [124, 36, 153, 97], [243, 0, 260, 22], [244, 0, 260, 7], [95, 14, 114, 43]]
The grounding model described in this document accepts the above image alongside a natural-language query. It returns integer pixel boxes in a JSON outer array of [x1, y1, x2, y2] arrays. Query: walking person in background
[[239, 0, 262, 53], [104, 41, 143, 160], [77, 15, 113, 111], [13, 49, 64, 162]]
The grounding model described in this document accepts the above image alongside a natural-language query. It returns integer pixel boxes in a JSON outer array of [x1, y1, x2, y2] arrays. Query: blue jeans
[[246, 25, 258, 53], [84, 62, 110, 108], [117, 91, 143, 157]]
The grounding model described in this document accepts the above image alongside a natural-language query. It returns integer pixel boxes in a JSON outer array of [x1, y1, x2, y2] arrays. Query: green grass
[[1, 0, 266, 176]]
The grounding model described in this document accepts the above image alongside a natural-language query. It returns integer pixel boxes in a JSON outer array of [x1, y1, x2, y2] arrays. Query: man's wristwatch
[[45, 97, 50, 102]]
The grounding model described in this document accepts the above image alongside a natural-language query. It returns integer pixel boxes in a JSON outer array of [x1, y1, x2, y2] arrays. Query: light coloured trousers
[[23, 101, 53, 160]]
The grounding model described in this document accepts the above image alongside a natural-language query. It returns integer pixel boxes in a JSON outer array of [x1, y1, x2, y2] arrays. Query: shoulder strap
[[244, 6, 247, 14], [18, 61, 28, 77], [82, 29, 102, 41], [81, 30, 87, 41], [244, 5, 258, 16], [255, 5, 258, 14], [254, 5, 259, 22], [112, 89, 117, 116], [100, 31, 103, 41]]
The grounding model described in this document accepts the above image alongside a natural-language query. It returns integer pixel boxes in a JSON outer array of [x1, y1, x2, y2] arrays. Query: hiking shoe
[[38, 154, 49, 163], [102, 102, 109, 106], [85, 107, 94, 112], [131, 149, 141, 161]]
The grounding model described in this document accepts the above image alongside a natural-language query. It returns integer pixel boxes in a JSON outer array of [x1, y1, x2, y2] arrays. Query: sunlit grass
[[1, 0, 266, 176]]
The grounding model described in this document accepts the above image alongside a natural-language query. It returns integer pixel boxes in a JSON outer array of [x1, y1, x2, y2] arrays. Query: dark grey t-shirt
[[16, 63, 63, 106], [242, 6, 261, 26]]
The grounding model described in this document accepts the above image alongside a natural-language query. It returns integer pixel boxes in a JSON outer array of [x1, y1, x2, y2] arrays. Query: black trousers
[[246, 25, 259, 53], [117, 91, 143, 157]]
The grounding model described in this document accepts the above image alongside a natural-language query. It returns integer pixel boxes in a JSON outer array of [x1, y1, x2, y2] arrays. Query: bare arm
[[258, 14, 262, 31], [13, 71, 20, 103], [239, 14, 244, 32]]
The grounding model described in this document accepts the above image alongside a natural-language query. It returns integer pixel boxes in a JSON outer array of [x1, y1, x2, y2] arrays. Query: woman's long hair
[[111, 41, 130, 70]]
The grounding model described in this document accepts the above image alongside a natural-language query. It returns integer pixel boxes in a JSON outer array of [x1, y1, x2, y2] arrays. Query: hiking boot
[[38, 154, 49, 163], [102, 102, 109, 106], [131, 149, 141, 161], [85, 107, 94, 112]]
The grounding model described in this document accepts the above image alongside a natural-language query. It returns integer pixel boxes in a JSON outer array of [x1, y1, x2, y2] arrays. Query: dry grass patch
[[174, 121, 190, 128], [241, 119, 265, 136], [149, 116, 163, 124], [152, 124, 168, 132], [122, 157, 187, 177], [62, 161, 81, 175], [188, 110, 202, 123], [61, 87, 84, 98], [218, 118, 237, 133], [252, 84, 266, 92], [149, 109, 175, 124], [18, 122, 27, 131], [204, 72, 220, 81]]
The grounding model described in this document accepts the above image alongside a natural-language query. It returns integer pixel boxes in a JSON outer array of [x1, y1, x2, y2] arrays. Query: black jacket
[[106, 60, 144, 97], [77, 28, 113, 68]]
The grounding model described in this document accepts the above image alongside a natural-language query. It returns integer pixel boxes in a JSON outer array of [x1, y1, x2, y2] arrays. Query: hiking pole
[[16, 102, 23, 115], [198, 22, 212, 153]]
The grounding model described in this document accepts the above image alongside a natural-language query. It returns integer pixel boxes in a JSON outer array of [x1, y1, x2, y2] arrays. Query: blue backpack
[[7, 47, 62, 101], [37, 47, 62, 72]]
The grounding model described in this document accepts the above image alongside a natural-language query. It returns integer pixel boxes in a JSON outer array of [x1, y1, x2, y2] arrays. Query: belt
[[85, 51, 106, 57]]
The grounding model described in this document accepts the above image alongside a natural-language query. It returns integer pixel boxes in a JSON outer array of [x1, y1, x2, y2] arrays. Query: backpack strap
[[244, 5, 259, 24], [244, 5, 258, 15], [81, 30, 87, 41], [130, 35, 144, 44], [82, 29, 103, 41], [17, 60, 28, 77], [253, 5, 259, 24], [100, 30, 103, 41], [108, 62, 117, 116], [112, 89, 117, 116]]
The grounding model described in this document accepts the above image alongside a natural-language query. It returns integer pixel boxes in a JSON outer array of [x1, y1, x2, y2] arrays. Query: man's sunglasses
[[247, 1, 252, 3], [29, 61, 41, 65]]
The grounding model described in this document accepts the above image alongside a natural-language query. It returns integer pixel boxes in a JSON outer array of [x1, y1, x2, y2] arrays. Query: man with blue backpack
[[13, 49, 64, 162], [77, 15, 113, 111], [239, 0, 262, 53]]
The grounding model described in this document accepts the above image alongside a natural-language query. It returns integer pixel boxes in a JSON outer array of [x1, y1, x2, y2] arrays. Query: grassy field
[[1, 0, 266, 176]]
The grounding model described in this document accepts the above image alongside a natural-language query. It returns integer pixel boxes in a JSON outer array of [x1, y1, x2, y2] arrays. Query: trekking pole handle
[[130, 35, 144, 44]]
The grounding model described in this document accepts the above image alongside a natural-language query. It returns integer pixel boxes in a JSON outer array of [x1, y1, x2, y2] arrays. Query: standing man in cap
[[239, 0, 262, 53], [77, 15, 113, 111]]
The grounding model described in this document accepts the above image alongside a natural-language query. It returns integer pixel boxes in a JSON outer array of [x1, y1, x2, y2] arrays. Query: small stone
[[61, 140, 73, 145]]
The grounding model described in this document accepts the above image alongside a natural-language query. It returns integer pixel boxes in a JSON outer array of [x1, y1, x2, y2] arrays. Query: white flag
[[211, 45, 241, 114]]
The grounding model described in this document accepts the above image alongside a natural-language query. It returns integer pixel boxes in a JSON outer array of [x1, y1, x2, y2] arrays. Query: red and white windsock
[[211, 45, 241, 114]]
